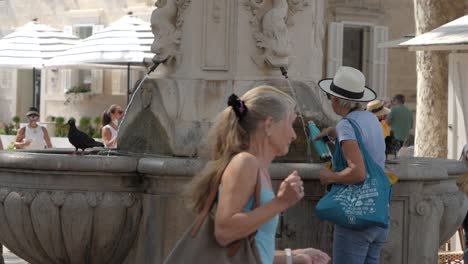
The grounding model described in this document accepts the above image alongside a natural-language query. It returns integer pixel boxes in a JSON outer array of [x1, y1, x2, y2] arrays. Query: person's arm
[[313, 127, 336, 141], [101, 127, 116, 147], [320, 140, 366, 185], [214, 152, 303, 246], [410, 110, 414, 129], [386, 110, 393, 126], [274, 248, 330, 263], [42, 127, 53, 148], [14, 127, 28, 149]]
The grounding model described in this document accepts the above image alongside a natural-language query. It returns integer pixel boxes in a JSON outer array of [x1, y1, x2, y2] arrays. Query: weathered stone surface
[[0, 152, 467, 263], [118, 0, 330, 158], [118, 78, 339, 159], [0, 152, 142, 264], [133, 156, 468, 263]]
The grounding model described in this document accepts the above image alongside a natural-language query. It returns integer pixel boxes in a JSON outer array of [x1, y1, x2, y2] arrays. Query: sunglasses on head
[[112, 110, 124, 114], [28, 114, 39, 118]]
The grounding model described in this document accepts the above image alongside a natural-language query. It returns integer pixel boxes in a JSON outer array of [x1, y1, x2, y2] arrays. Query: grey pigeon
[[67, 119, 104, 154]]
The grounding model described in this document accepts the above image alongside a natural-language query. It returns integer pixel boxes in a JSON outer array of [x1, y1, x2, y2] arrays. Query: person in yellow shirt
[[367, 99, 390, 136], [367, 99, 396, 158]]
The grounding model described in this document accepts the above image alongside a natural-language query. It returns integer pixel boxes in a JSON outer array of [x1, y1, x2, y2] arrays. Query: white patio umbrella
[[0, 19, 79, 107], [45, 13, 154, 101]]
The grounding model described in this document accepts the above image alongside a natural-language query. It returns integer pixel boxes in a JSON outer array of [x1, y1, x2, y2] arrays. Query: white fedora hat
[[318, 66, 376, 102]]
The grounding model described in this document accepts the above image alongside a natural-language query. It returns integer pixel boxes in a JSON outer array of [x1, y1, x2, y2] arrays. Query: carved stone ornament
[[415, 200, 431, 216], [51, 191, 66, 207], [0, 188, 10, 203], [0, 187, 142, 264], [243, 0, 310, 68], [86, 192, 104, 208], [151, 0, 192, 66]]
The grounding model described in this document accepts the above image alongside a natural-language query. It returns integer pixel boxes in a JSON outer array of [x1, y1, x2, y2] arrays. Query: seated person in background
[[101, 104, 124, 148], [396, 135, 415, 158], [14, 107, 52, 149]]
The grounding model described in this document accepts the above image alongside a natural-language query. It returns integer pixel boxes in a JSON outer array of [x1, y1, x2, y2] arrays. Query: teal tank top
[[243, 186, 278, 264], [219, 184, 279, 264]]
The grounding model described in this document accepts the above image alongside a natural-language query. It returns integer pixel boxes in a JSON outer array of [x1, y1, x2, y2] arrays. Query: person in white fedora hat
[[314, 66, 389, 264], [318, 66, 376, 102]]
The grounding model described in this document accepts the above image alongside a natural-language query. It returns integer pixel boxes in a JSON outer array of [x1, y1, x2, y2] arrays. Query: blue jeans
[[333, 225, 389, 264]]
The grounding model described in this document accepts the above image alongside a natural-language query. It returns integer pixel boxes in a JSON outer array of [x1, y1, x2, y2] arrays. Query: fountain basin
[[0, 151, 467, 264], [0, 151, 143, 264]]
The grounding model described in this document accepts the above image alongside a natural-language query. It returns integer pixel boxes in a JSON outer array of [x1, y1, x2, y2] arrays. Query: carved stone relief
[[0, 187, 142, 264], [244, 0, 310, 68], [151, 0, 192, 66], [202, 0, 231, 70]]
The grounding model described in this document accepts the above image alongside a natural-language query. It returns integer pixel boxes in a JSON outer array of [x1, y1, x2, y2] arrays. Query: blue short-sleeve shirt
[[336, 111, 386, 169]]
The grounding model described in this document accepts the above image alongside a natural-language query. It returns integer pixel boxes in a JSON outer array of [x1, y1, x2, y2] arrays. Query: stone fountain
[[0, 1, 467, 264]]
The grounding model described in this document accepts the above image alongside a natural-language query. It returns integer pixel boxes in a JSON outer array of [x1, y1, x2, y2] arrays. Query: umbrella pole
[[127, 63, 130, 104], [32, 67, 36, 108]]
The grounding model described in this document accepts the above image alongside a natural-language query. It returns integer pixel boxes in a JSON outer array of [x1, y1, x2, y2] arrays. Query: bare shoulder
[[223, 152, 259, 185], [231, 152, 258, 167]]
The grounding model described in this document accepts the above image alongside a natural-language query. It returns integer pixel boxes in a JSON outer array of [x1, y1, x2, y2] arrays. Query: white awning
[[0, 20, 79, 69], [45, 14, 153, 68], [401, 15, 468, 51], [378, 35, 414, 49]]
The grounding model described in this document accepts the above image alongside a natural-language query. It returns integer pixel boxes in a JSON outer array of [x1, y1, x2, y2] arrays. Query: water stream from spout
[[112, 60, 167, 156], [279, 67, 312, 162], [119, 60, 166, 132]]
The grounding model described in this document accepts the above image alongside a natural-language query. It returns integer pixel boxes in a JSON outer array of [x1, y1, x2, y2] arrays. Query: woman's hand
[[313, 127, 335, 141], [293, 248, 330, 264], [277, 170, 304, 208], [319, 167, 335, 185]]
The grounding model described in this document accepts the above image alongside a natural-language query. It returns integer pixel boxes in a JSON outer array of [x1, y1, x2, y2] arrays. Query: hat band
[[371, 106, 384, 113], [330, 82, 364, 99]]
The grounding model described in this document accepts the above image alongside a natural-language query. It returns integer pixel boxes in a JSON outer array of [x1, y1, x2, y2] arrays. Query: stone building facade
[[0, 0, 154, 124], [326, 0, 417, 108]]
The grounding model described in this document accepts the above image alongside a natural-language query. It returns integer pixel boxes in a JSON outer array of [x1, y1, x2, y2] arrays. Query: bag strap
[[343, 118, 385, 173], [190, 164, 262, 255]]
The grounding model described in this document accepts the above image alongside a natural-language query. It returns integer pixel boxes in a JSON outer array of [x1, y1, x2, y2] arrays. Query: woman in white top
[[15, 107, 52, 149], [101, 104, 124, 148]]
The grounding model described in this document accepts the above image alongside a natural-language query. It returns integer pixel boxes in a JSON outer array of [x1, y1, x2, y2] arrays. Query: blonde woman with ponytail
[[186, 85, 330, 264]]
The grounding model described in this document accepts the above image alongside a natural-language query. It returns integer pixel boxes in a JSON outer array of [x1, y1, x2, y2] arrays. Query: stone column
[[412, 0, 464, 158]]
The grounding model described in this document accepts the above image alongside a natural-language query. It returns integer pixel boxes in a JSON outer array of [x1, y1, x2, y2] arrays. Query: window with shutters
[[327, 22, 388, 98], [74, 25, 93, 39], [62, 24, 104, 95], [112, 69, 144, 96], [343, 26, 369, 79]]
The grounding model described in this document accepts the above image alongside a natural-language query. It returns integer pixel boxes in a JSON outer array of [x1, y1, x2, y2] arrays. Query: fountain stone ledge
[[0, 151, 467, 264]]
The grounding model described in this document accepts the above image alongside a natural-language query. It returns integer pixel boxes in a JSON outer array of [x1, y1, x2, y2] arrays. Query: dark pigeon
[[67, 119, 104, 154]]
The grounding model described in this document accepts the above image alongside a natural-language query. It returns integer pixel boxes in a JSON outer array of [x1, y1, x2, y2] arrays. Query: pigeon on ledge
[[67, 119, 104, 154]]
